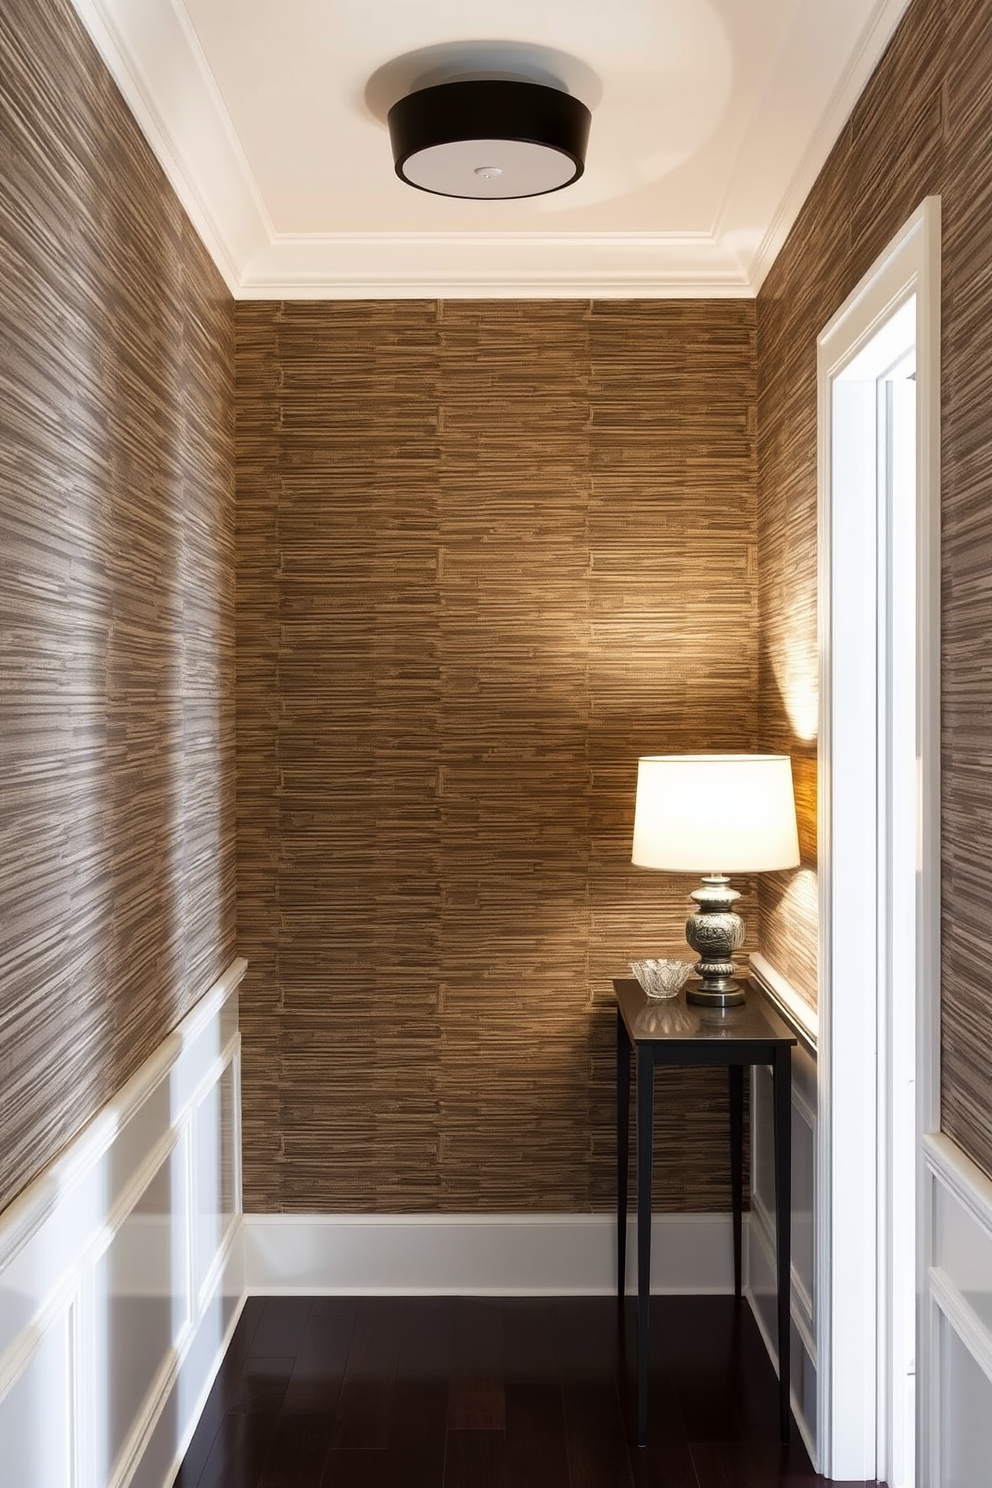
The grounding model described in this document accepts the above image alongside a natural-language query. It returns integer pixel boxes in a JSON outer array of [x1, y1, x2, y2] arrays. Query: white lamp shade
[[631, 754, 800, 874]]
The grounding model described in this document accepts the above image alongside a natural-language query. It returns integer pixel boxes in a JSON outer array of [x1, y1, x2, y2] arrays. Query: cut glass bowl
[[630, 958, 693, 1001]]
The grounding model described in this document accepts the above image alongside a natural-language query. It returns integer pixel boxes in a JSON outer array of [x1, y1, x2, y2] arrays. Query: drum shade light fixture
[[387, 79, 591, 200]]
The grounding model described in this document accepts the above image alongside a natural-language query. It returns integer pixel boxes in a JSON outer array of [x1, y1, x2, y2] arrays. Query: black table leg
[[617, 1009, 631, 1300], [636, 1044, 654, 1447], [729, 1064, 744, 1302], [772, 1044, 793, 1442]]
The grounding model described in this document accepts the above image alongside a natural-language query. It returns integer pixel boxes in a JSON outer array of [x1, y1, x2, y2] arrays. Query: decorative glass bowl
[[630, 958, 694, 1001]]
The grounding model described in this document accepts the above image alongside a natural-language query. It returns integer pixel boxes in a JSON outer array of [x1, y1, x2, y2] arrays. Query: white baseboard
[[244, 1212, 739, 1296]]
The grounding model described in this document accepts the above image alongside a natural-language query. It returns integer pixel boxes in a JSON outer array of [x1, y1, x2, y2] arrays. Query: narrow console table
[[613, 977, 797, 1447]]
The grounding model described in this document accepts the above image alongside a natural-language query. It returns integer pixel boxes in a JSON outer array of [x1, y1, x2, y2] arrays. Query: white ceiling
[[71, 0, 911, 298]]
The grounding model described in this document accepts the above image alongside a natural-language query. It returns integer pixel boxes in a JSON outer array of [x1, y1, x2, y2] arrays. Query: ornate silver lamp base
[[684, 873, 746, 1008]]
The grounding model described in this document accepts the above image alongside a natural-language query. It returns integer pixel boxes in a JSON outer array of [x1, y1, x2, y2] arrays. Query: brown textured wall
[[236, 299, 758, 1213], [756, 0, 992, 1176], [0, 0, 237, 1212]]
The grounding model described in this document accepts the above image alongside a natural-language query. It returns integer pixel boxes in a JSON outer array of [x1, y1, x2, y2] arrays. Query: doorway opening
[[816, 199, 940, 1486]]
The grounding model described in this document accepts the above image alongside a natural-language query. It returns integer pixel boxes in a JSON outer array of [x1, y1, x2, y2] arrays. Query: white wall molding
[[746, 1213, 818, 1468], [748, 955, 818, 1050], [244, 1212, 738, 1297], [924, 1132, 992, 1237], [124, 1233, 244, 1488], [0, 958, 247, 1281], [928, 1267, 992, 1389], [923, 1130, 992, 1485], [0, 958, 246, 1488], [747, 1040, 819, 1465], [750, 1194, 815, 1339]]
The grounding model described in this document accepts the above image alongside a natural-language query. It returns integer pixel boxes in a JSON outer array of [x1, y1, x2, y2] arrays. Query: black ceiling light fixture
[[387, 78, 591, 200]]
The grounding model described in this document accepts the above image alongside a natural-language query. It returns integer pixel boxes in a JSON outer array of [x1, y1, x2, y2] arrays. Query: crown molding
[[69, 0, 271, 294], [237, 230, 753, 300], [744, 0, 913, 294]]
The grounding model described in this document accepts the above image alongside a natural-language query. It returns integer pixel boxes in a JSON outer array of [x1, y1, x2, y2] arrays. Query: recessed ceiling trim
[[69, 0, 915, 301]]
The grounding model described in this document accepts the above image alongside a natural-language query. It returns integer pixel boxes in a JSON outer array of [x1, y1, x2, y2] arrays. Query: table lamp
[[631, 754, 800, 1008]]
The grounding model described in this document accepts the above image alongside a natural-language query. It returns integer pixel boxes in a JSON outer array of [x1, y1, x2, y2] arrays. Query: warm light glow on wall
[[769, 631, 818, 742], [783, 865, 818, 919]]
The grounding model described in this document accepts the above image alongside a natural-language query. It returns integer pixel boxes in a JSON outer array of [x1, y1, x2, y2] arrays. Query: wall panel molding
[[746, 1038, 818, 1464], [0, 962, 245, 1488], [923, 1131, 992, 1486]]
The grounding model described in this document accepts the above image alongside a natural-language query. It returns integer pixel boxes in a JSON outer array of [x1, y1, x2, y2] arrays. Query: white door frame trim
[[816, 196, 941, 1483]]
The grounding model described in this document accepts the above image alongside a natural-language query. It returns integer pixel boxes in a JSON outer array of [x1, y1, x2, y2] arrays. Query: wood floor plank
[[557, 1295, 626, 1379], [223, 1299, 266, 1375], [562, 1378, 636, 1488], [447, 1297, 505, 1429], [504, 1379, 570, 1488], [657, 1298, 745, 1445], [282, 1297, 359, 1413], [248, 1298, 314, 1359], [330, 1297, 401, 1450], [226, 1357, 296, 1415], [453, 1297, 504, 1375], [503, 1297, 561, 1383], [629, 1370, 701, 1488], [447, 1373, 505, 1430], [195, 1411, 282, 1488], [392, 1378, 451, 1485], [689, 1439, 761, 1488], [442, 1429, 507, 1488], [257, 1412, 334, 1488], [397, 1296, 456, 1380], [168, 1296, 889, 1488]]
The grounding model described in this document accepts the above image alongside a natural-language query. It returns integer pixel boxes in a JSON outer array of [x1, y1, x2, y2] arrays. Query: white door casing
[[816, 197, 941, 1484]]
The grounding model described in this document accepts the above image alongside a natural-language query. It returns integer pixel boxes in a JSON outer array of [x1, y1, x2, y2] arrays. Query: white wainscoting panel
[[0, 1294, 76, 1488], [244, 1212, 738, 1296], [0, 958, 246, 1488], [746, 1020, 818, 1465], [923, 1132, 992, 1488]]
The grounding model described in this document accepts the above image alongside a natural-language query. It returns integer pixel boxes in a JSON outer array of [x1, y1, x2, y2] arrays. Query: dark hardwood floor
[[172, 1295, 884, 1488]]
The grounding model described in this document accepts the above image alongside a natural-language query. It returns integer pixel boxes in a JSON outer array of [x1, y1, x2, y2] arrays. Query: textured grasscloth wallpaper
[[236, 300, 758, 1213], [756, 0, 992, 1177], [0, 0, 237, 1212]]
